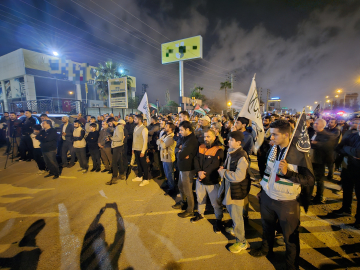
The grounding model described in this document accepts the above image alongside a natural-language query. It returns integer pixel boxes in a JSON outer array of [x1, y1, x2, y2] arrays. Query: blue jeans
[[163, 162, 175, 190], [226, 204, 246, 243]]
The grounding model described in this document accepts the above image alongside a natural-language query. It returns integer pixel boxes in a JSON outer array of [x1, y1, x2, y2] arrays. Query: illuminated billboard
[[108, 78, 128, 108], [161, 36, 203, 64]]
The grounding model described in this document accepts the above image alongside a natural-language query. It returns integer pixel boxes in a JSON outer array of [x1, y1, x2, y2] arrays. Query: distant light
[[271, 97, 280, 100], [119, 69, 124, 73], [337, 111, 345, 115], [69, 91, 74, 95], [310, 111, 313, 114], [53, 51, 59, 56]]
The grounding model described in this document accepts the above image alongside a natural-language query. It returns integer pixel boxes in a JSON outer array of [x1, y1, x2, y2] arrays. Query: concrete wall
[[0, 49, 25, 81]]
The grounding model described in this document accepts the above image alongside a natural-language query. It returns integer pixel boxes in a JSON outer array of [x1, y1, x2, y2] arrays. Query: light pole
[[337, 89, 346, 108], [227, 101, 232, 118]]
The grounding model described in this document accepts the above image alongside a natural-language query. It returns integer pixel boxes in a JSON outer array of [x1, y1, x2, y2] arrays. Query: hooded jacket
[[194, 138, 224, 185]]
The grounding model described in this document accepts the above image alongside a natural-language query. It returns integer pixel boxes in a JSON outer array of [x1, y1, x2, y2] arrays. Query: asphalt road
[[0, 148, 359, 270]]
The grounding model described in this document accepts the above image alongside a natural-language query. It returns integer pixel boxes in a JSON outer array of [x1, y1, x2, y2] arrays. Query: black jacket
[[176, 132, 198, 171], [86, 131, 100, 150], [325, 126, 341, 149], [311, 130, 335, 164], [59, 123, 74, 142], [36, 128, 57, 152], [336, 132, 360, 168], [125, 122, 136, 140], [21, 116, 36, 136], [194, 138, 224, 185]]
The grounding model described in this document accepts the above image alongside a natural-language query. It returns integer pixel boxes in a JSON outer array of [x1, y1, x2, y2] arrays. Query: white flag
[[239, 74, 264, 151], [229, 92, 247, 110], [137, 92, 151, 126]]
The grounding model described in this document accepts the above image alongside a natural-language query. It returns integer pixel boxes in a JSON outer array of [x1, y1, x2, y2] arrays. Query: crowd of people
[[1, 109, 359, 270]]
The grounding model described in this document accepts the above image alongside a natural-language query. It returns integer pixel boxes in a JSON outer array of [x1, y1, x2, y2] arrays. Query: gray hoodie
[[111, 124, 124, 148]]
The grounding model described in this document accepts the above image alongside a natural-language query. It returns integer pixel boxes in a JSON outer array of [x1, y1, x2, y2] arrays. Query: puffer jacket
[[194, 138, 224, 185]]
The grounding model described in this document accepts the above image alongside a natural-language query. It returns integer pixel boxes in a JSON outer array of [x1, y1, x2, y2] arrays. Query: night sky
[[1, 0, 360, 110]]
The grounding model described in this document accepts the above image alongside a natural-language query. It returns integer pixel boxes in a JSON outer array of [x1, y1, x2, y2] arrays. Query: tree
[[190, 84, 206, 102], [220, 81, 232, 104], [128, 96, 140, 113], [160, 100, 179, 114], [94, 60, 132, 101]]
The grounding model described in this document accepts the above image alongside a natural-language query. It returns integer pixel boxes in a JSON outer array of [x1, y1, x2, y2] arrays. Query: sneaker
[[132, 176, 143, 182], [37, 170, 45, 175], [90, 168, 96, 172], [213, 220, 223, 234], [228, 241, 250, 253], [96, 169, 101, 172], [275, 234, 285, 246], [172, 201, 184, 209], [53, 175, 59, 179], [101, 169, 109, 173], [139, 180, 149, 186], [190, 213, 204, 223], [250, 247, 273, 258], [225, 227, 235, 236], [82, 169, 88, 174], [330, 208, 351, 216]]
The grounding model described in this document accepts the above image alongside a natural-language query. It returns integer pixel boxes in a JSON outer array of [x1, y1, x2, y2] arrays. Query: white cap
[[200, 115, 211, 123], [118, 119, 126, 125]]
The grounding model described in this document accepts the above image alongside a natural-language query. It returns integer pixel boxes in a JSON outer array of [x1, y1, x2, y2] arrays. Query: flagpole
[[282, 107, 305, 160]]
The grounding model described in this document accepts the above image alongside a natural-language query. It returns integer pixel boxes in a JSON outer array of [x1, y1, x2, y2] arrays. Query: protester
[[36, 120, 59, 179], [18, 110, 36, 162], [310, 119, 333, 204], [234, 117, 254, 156], [60, 116, 75, 168], [77, 113, 87, 126], [125, 115, 136, 158], [195, 115, 211, 144], [211, 122, 225, 148], [257, 116, 272, 178], [73, 120, 88, 173], [331, 121, 360, 229], [40, 114, 55, 128], [325, 118, 341, 180], [132, 115, 150, 187], [193, 130, 224, 232], [98, 121, 112, 173], [218, 131, 250, 252], [157, 122, 177, 195], [253, 120, 315, 270], [107, 117, 126, 184], [86, 123, 101, 172], [174, 121, 198, 218], [31, 124, 46, 175]]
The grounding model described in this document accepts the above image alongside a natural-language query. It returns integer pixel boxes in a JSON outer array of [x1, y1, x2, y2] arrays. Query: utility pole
[[166, 89, 170, 104]]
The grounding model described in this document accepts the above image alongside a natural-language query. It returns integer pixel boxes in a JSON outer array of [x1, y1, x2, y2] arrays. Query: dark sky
[[1, 0, 360, 110]]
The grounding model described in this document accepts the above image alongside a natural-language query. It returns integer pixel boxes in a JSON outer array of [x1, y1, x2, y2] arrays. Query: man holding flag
[[252, 114, 314, 270]]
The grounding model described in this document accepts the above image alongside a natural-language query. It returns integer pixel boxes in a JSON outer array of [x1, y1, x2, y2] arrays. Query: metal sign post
[[179, 60, 185, 110]]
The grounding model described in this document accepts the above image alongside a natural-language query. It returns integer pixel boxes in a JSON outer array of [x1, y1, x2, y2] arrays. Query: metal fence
[[10, 99, 84, 114]]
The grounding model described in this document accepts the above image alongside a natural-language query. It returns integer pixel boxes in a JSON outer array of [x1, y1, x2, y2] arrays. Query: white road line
[[99, 190, 108, 198], [124, 210, 180, 218], [176, 254, 217, 263]]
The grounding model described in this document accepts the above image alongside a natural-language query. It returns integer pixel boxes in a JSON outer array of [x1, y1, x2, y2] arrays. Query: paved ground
[[0, 148, 359, 270]]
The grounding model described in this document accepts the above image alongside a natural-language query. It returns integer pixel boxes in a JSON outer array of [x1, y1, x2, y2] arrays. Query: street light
[[337, 89, 342, 93], [69, 91, 74, 95], [314, 101, 318, 104], [325, 96, 329, 98], [335, 95, 339, 98], [227, 101, 232, 107]]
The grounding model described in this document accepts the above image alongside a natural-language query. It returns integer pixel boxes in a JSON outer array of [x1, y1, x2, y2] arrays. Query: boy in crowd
[[31, 124, 46, 175], [73, 120, 88, 173], [218, 131, 251, 253], [86, 123, 101, 172]]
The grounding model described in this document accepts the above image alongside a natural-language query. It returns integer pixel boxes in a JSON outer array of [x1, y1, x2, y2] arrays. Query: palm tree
[[94, 60, 132, 101], [195, 86, 203, 93], [220, 81, 232, 104]]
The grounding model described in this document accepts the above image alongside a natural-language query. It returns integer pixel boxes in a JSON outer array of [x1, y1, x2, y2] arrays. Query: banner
[[149, 103, 158, 110], [229, 92, 247, 110], [195, 108, 206, 115], [203, 105, 210, 113], [239, 75, 264, 151], [138, 92, 151, 126], [284, 110, 313, 172], [62, 100, 72, 112]]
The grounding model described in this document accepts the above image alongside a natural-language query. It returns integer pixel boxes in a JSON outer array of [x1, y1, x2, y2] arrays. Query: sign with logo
[[108, 78, 128, 108], [161, 36, 203, 64]]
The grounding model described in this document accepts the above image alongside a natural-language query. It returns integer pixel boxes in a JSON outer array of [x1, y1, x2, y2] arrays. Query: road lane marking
[[176, 254, 217, 263], [99, 190, 108, 198], [124, 210, 180, 218], [59, 176, 77, 179]]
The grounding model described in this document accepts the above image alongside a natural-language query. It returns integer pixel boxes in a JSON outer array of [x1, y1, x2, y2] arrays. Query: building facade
[[0, 49, 136, 113]]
